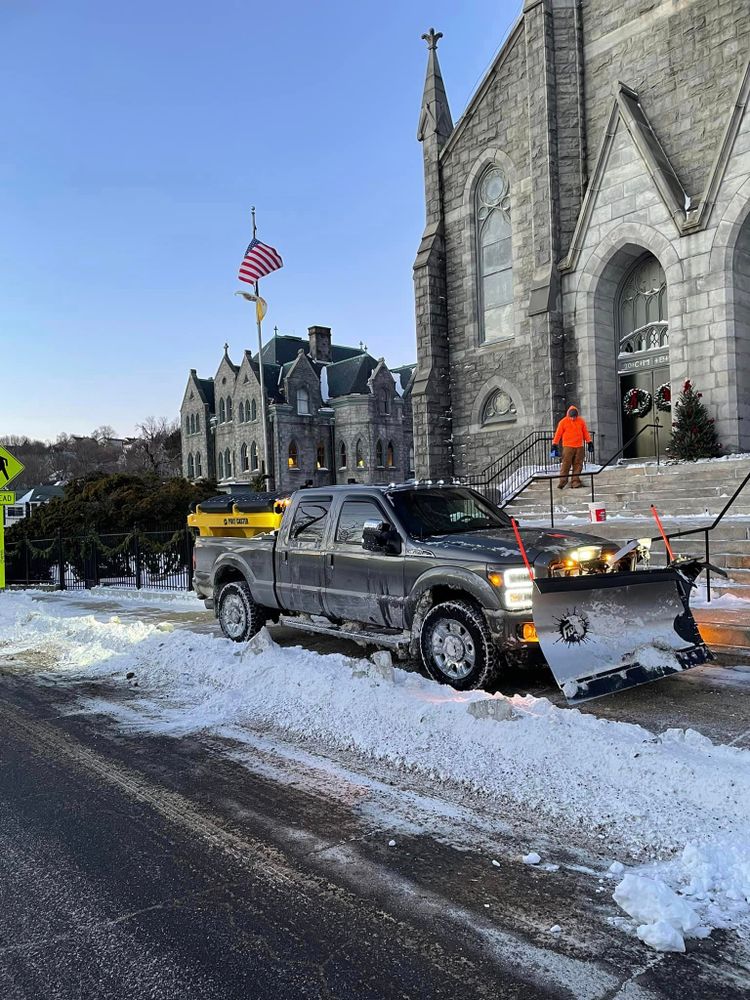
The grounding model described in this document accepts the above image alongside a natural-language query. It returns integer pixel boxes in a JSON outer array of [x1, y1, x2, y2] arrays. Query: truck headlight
[[488, 566, 534, 611]]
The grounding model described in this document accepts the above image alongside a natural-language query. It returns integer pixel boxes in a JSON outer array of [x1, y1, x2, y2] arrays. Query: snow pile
[[2, 590, 750, 952]]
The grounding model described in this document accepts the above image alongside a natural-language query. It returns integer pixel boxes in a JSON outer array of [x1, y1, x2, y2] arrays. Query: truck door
[[275, 495, 331, 615], [323, 498, 405, 628]]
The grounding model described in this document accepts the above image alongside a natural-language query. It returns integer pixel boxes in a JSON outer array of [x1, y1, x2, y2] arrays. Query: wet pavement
[[1, 590, 750, 998]]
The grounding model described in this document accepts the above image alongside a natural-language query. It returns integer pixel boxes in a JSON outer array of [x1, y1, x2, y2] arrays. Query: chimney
[[308, 325, 332, 363]]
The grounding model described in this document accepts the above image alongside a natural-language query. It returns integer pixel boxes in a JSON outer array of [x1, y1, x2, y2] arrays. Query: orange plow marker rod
[[650, 504, 676, 562], [510, 516, 535, 583]]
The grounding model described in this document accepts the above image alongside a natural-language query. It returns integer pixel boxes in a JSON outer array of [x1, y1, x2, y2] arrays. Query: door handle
[[283, 551, 288, 563], [329, 553, 334, 567]]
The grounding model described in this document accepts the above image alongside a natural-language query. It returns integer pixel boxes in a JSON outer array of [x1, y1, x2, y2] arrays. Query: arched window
[[481, 388, 517, 425], [288, 440, 299, 469], [386, 441, 395, 468], [297, 388, 310, 415], [219, 398, 226, 423], [477, 165, 514, 342], [226, 397, 233, 421], [379, 389, 390, 415], [241, 443, 249, 471], [187, 453, 194, 478], [355, 439, 365, 468], [409, 444, 414, 476], [218, 451, 225, 478], [250, 441, 259, 470], [316, 443, 327, 470], [339, 440, 347, 469], [224, 448, 232, 477], [195, 413, 200, 433], [251, 398, 257, 420], [195, 452, 202, 477], [375, 440, 384, 467], [238, 401, 245, 423]]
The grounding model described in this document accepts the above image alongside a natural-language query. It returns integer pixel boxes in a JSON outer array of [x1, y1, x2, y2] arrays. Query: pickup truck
[[193, 484, 620, 690]]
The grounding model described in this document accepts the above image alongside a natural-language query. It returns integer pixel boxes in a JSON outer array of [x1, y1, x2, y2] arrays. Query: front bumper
[[485, 608, 538, 648]]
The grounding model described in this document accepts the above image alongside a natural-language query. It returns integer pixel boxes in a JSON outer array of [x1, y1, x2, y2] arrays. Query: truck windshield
[[386, 488, 511, 539]]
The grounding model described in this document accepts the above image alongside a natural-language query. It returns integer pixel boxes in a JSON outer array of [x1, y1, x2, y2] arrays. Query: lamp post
[[235, 290, 273, 490]]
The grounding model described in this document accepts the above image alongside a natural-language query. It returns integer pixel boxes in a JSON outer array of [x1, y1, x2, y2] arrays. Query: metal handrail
[[477, 430, 545, 482], [650, 465, 750, 602], [503, 422, 662, 526], [465, 429, 597, 504]]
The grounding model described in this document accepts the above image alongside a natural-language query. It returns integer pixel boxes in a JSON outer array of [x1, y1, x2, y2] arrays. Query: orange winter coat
[[553, 414, 592, 449]]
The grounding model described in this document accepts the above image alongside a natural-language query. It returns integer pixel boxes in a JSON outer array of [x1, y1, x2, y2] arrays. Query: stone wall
[[581, 0, 750, 200]]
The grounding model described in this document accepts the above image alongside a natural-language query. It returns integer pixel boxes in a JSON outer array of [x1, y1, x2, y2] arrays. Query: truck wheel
[[419, 600, 495, 691], [217, 580, 264, 642]]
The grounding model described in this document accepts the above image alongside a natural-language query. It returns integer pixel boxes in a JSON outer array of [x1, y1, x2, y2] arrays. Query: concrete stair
[[505, 456, 750, 660]]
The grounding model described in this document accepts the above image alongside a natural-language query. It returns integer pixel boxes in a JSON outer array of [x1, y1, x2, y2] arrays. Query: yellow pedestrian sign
[[0, 446, 23, 590], [0, 446, 24, 489]]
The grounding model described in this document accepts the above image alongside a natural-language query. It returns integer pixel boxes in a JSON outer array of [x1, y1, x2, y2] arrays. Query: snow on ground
[[1, 589, 749, 953]]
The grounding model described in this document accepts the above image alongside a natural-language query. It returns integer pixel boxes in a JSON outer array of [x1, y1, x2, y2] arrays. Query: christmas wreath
[[655, 382, 672, 412], [623, 386, 652, 418]]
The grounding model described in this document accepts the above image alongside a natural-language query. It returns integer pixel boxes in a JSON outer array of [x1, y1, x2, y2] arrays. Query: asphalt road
[[1, 594, 750, 998]]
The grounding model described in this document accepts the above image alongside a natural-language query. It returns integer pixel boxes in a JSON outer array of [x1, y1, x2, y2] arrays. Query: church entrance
[[616, 254, 669, 459]]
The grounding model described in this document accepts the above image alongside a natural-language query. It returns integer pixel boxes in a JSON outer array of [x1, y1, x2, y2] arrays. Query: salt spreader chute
[[532, 565, 714, 703]]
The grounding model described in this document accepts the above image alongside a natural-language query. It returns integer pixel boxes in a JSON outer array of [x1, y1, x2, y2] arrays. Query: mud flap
[[532, 569, 714, 703]]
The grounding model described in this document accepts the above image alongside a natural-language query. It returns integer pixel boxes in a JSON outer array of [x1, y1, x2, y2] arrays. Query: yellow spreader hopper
[[188, 493, 290, 538]]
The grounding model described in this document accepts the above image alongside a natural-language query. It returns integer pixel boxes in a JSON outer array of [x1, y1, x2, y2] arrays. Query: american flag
[[238, 237, 284, 284]]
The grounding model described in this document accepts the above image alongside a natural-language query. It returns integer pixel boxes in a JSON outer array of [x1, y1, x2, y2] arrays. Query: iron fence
[[4, 527, 194, 592]]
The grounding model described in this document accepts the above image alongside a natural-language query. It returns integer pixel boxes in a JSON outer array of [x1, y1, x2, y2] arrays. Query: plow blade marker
[[532, 570, 713, 703]]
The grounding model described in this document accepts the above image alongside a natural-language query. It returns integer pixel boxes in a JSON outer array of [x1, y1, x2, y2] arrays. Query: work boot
[[570, 481, 584, 489], [557, 482, 567, 490]]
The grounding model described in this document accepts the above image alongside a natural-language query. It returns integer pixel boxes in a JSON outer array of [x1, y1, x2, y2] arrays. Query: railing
[[488, 422, 661, 525], [653, 466, 750, 603], [463, 430, 597, 504], [4, 527, 194, 592]]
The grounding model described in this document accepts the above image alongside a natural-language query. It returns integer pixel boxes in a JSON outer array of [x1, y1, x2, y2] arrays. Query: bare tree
[[125, 417, 181, 478]]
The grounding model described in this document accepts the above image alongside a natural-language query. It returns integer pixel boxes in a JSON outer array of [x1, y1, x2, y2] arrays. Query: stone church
[[413, 0, 750, 479], [180, 326, 415, 493]]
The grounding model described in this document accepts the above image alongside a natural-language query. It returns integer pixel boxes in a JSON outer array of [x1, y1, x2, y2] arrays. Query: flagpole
[[251, 206, 274, 491]]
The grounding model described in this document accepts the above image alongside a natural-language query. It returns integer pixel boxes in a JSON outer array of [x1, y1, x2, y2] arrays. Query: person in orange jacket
[[550, 405, 594, 489]]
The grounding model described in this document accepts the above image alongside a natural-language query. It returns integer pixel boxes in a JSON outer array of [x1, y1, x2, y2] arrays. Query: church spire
[[418, 28, 453, 146]]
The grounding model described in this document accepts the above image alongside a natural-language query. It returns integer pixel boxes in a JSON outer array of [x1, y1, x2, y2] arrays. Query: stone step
[[695, 606, 750, 660]]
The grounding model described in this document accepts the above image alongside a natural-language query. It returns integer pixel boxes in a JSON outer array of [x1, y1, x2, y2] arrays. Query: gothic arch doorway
[[617, 253, 669, 458]]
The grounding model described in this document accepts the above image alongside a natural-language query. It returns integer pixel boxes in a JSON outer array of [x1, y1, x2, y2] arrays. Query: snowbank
[[1, 590, 749, 952]]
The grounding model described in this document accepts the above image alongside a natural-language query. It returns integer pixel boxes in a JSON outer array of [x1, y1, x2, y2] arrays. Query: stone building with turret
[[180, 326, 415, 493], [413, 2, 750, 478]]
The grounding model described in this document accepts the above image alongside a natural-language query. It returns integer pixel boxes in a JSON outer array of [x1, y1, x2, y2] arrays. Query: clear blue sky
[[1, 0, 519, 439]]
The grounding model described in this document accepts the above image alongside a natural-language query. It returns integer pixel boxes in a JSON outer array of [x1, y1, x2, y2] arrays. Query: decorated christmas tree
[[667, 380, 721, 460]]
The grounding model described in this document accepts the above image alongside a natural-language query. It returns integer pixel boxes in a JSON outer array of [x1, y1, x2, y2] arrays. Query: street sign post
[[0, 446, 24, 590]]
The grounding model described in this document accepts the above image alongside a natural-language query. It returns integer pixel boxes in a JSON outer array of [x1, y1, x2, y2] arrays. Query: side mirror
[[362, 519, 402, 555]]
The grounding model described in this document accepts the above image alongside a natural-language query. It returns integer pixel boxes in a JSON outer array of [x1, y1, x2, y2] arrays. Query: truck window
[[386, 488, 510, 538], [289, 498, 332, 547], [335, 500, 387, 547]]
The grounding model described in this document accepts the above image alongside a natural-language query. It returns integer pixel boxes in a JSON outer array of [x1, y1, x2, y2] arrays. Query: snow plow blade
[[532, 569, 713, 704]]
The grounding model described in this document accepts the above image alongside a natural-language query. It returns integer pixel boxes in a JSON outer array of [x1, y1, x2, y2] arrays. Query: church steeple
[[417, 28, 453, 147]]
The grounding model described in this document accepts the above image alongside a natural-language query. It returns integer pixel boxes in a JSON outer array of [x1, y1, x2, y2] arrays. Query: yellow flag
[[256, 296, 267, 323]]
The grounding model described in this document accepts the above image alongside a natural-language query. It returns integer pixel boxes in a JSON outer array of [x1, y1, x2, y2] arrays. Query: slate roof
[[248, 359, 284, 402], [195, 376, 215, 408], [325, 354, 379, 398], [259, 333, 364, 366], [17, 485, 65, 504]]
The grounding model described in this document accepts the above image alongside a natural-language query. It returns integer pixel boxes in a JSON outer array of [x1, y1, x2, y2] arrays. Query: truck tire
[[217, 580, 265, 643], [419, 600, 495, 691]]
